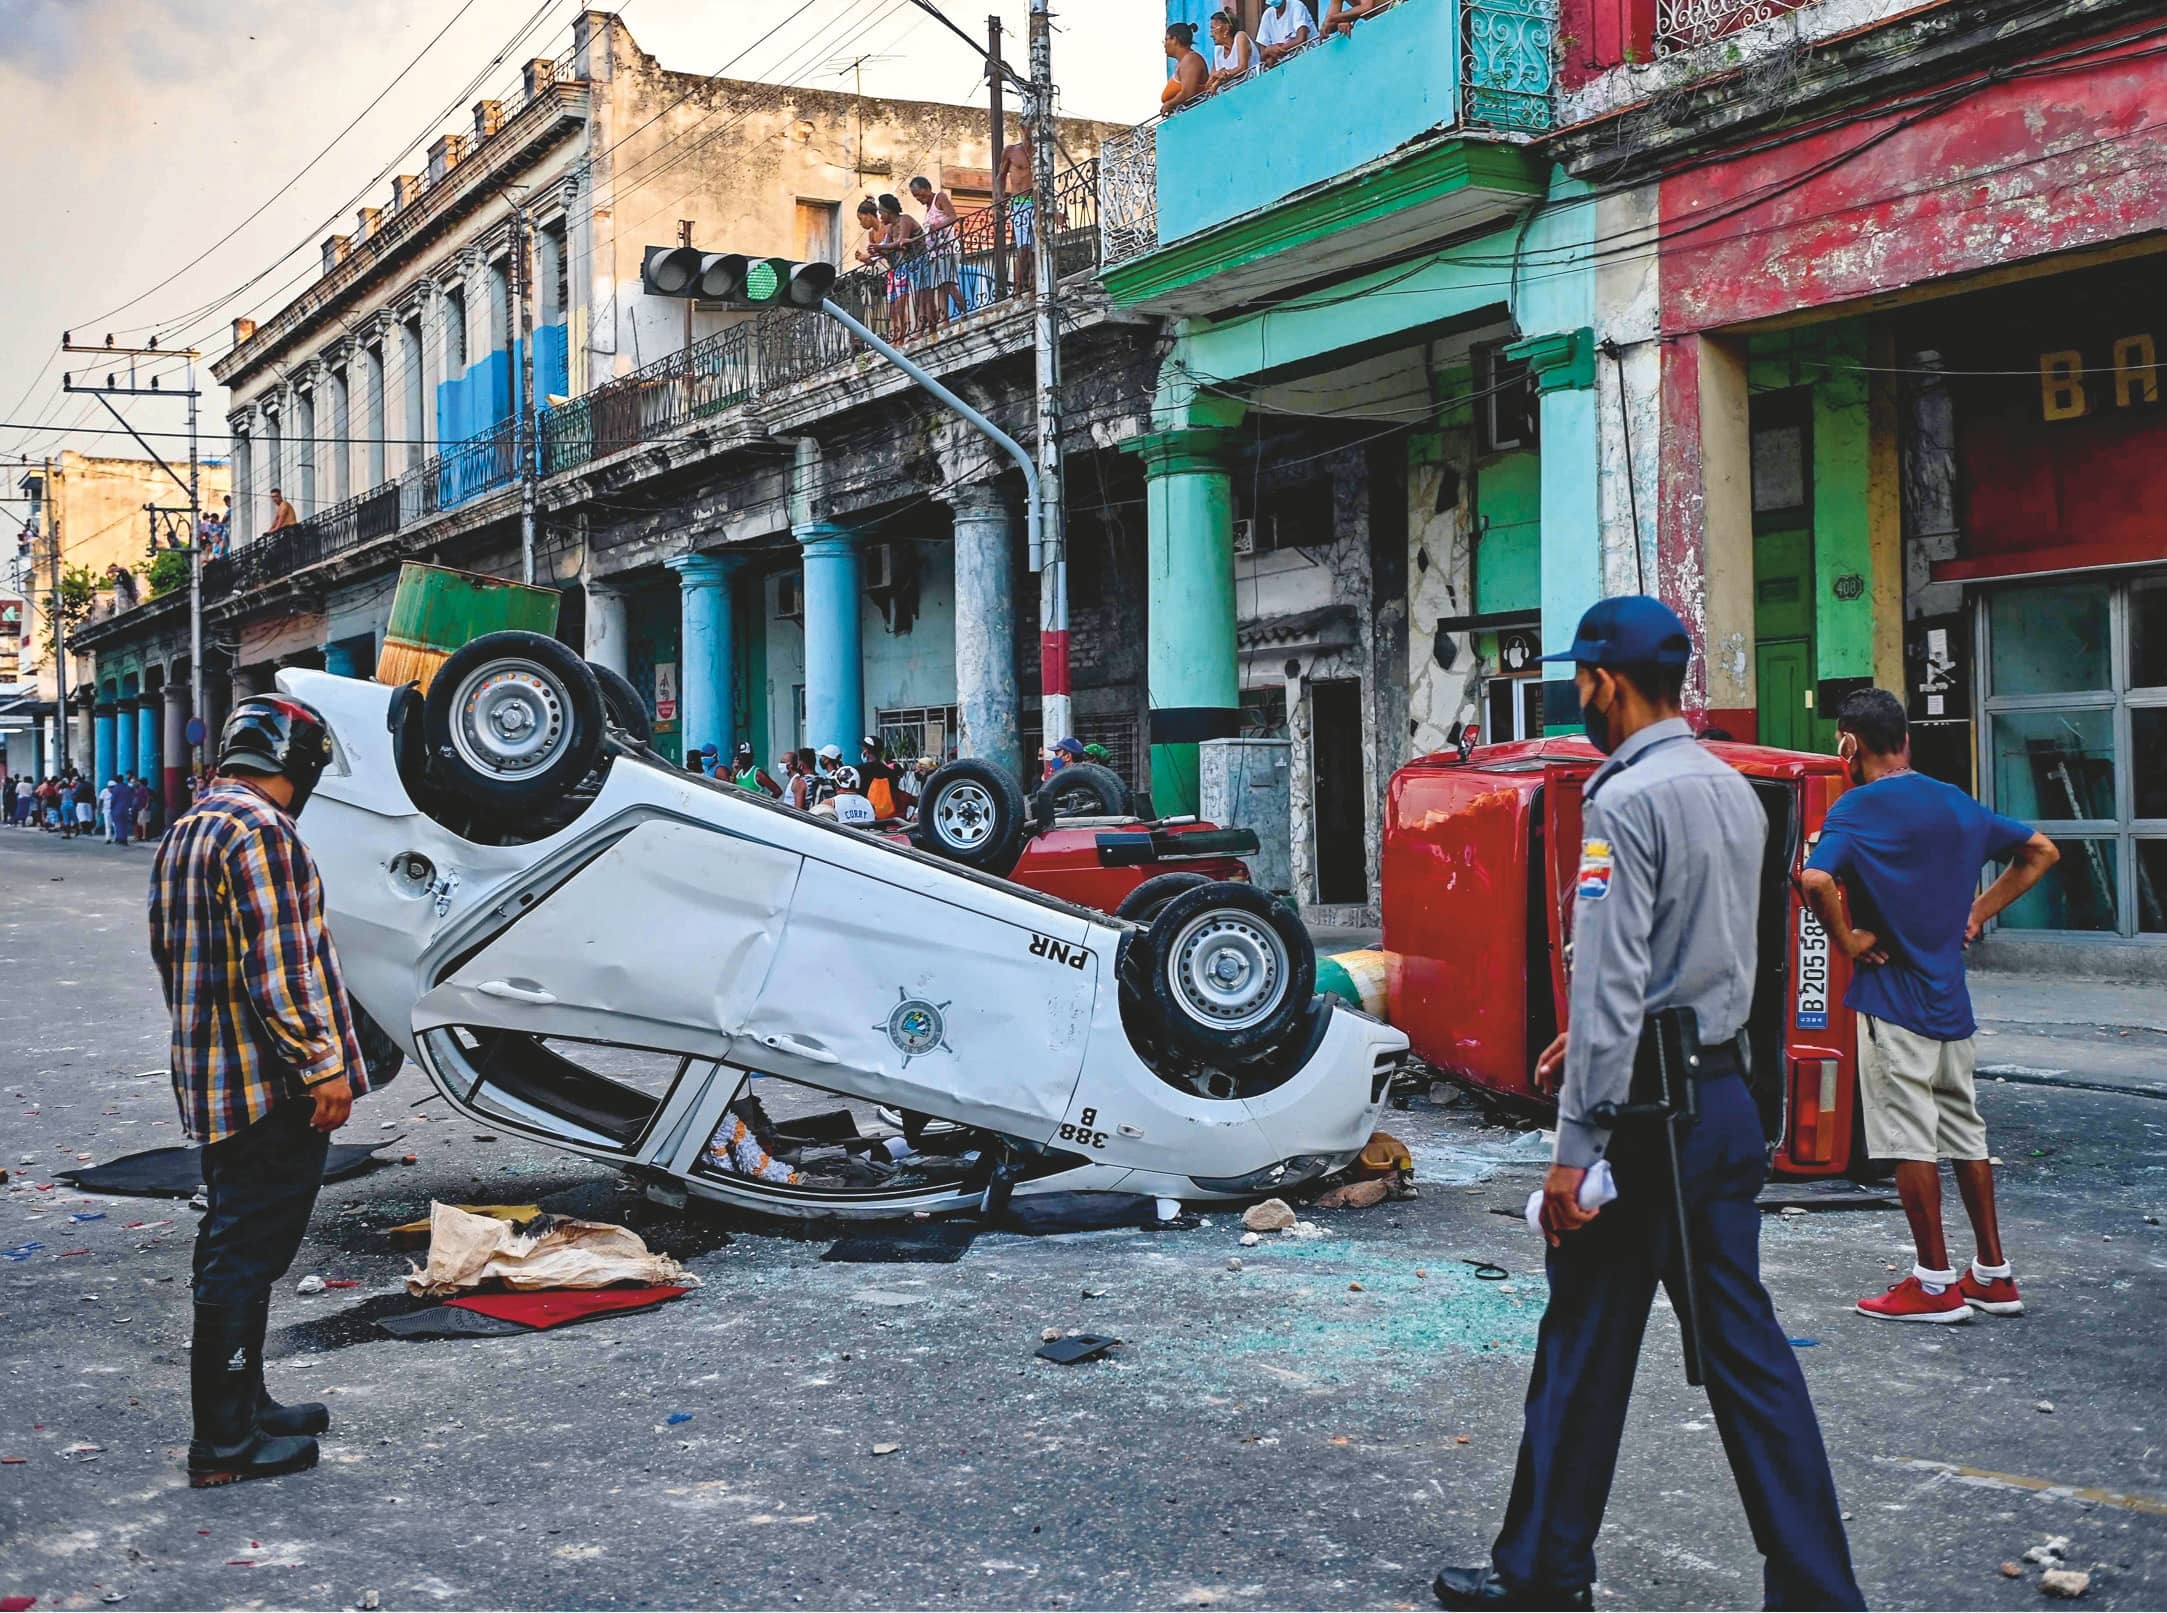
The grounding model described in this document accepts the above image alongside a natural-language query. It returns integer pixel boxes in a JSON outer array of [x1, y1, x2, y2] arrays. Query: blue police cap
[[1538, 595, 1693, 669]]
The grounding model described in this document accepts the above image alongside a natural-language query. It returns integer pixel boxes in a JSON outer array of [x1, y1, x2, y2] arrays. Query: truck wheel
[[1114, 871, 1210, 925], [1140, 881, 1315, 1062], [587, 662, 652, 744], [1034, 761, 1131, 825], [910, 759, 1026, 875], [424, 631, 605, 817]]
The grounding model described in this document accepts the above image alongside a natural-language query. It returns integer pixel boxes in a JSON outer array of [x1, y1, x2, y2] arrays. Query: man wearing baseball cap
[[1435, 596, 1862, 1610]]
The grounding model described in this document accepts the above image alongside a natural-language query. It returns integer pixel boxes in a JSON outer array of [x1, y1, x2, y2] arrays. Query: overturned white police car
[[285, 632, 1405, 1219]]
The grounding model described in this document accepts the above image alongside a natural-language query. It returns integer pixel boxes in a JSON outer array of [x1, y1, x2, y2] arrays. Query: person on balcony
[[267, 487, 298, 532], [909, 177, 962, 328], [1322, 0, 1395, 38], [873, 193, 929, 340], [852, 195, 889, 310], [1161, 22, 1209, 111], [1205, 11, 1258, 92], [999, 130, 1038, 299], [1257, 0, 1319, 66]]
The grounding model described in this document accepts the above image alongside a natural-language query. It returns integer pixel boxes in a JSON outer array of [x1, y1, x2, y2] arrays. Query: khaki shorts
[[1856, 1013, 1988, 1162]]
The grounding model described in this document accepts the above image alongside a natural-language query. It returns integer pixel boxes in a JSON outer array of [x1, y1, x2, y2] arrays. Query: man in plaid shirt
[[148, 694, 368, 1487]]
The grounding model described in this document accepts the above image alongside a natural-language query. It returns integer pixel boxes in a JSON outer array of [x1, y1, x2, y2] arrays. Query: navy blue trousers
[[1491, 1074, 1865, 1611], [192, 1100, 329, 1310]]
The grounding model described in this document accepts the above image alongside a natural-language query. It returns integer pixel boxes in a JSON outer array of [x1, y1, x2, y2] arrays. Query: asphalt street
[[3, 830, 2164, 1611]]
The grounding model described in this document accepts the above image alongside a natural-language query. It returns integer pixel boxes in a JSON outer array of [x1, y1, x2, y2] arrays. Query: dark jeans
[[192, 1100, 329, 1309], [1491, 1074, 1865, 1611]]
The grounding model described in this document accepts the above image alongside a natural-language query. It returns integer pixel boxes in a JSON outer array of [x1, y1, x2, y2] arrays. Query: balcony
[[1099, 0, 1553, 316]]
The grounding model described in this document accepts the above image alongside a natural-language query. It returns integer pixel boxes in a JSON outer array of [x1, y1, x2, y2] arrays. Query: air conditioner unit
[[776, 570, 804, 622], [862, 541, 897, 591], [1232, 518, 1256, 557]]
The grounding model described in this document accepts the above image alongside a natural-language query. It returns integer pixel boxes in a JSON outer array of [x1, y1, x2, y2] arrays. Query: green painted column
[[1811, 331, 1875, 693], [1128, 425, 1244, 816], [1508, 328, 1601, 733]]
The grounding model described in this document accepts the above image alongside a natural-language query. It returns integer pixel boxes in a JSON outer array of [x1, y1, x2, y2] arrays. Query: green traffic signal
[[641, 246, 838, 309]]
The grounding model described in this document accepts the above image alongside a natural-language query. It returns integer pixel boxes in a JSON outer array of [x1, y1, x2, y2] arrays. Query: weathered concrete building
[[1548, 0, 2167, 953], [3, 452, 230, 790], [74, 8, 1130, 800]]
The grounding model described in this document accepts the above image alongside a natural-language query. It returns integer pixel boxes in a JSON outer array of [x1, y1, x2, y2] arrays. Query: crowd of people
[[1162, 0, 1396, 113], [849, 131, 1047, 339], [3, 767, 213, 841], [682, 735, 939, 828]]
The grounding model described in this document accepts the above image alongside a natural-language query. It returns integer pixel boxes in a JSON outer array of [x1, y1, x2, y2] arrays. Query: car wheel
[[1141, 880, 1315, 1062], [349, 995, 405, 1090], [587, 662, 652, 744], [423, 631, 605, 816], [1114, 871, 1210, 924], [909, 758, 1027, 874], [1033, 761, 1131, 825]]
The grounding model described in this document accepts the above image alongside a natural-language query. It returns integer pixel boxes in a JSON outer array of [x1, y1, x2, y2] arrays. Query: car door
[[737, 850, 1102, 1142], [1541, 758, 1599, 1051], [415, 816, 803, 1057]]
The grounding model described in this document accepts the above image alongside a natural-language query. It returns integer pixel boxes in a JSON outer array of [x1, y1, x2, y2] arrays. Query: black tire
[[909, 758, 1027, 875], [1138, 880, 1315, 1062], [1033, 761, 1131, 825], [349, 996, 406, 1090], [587, 662, 651, 744], [423, 631, 605, 816], [1114, 871, 1210, 925]]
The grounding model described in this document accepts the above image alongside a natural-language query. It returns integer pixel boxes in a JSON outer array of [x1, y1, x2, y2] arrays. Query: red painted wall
[[1657, 22, 2167, 335]]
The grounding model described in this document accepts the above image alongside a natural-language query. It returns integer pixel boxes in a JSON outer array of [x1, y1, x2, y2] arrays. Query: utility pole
[[1027, 0, 1070, 748], [512, 202, 538, 584], [61, 334, 206, 778], [987, 15, 1008, 301], [44, 454, 66, 774]]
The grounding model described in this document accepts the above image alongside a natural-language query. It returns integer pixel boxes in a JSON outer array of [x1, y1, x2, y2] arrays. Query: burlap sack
[[405, 1201, 699, 1296]]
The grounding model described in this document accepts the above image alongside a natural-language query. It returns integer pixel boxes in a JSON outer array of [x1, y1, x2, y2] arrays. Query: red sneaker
[[1958, 1269, 2025, 1316], [1855, 1275, 1972, 1324]]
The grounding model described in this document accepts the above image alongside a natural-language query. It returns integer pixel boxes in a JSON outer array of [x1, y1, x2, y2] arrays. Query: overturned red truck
[[1382, 735, 1864, 1178]]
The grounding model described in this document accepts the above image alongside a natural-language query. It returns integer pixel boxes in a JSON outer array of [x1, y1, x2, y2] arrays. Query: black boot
[[247, 1298, 329, 1438], [1433, 1565, 1590, 1611], [187, 1301, 318, 1488]]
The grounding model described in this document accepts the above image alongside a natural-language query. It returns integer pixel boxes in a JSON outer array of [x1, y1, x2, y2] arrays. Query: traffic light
[[639, 246, 837, 309]]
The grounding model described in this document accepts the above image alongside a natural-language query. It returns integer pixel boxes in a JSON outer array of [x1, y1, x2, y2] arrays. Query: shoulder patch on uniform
[[1576, 836, 1614, 901]]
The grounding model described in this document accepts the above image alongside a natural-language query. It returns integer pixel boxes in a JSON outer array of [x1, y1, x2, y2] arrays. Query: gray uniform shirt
[[1556, 716, 1764, 1168]]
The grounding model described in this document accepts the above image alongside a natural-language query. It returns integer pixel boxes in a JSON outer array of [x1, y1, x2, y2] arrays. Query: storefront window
[[2137, 842, 2167, 933], [1987, 710, 2117, 820], [1979, 574, 2164, 940], [2134, 709, 2167, 820], [1987, 583, 2110, 696], [2131, 576, 2167, 691], [1997, 839, 2120, 933]]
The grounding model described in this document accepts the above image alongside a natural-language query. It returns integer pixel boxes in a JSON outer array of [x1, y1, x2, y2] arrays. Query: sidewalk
[[1969, 969, 2167, 1102]]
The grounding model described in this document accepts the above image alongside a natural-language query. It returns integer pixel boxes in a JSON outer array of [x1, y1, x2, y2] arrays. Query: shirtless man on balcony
[[267, 487, 298, 532]]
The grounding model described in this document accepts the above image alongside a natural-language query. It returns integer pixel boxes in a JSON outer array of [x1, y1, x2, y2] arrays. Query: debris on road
[[297, 1275, 327, 1295], [1036, 1333, 1119, 1365], [2036, 1400, 2055, 1413], [387, 1204, 540, 1249], [2040, 1570, 2092, 1599], [1315, 1178, 1390, 1211], [1238, 1231, 1262, 1247], [1226, 1257, 1243, 1271], [2002, 1563, 2025, 1579], [871, 1442, 901, 1456], [405, 1202, 696, 1296], [2023, 1537, 2071, 1566], [1242, 1198, 1297, 1232]]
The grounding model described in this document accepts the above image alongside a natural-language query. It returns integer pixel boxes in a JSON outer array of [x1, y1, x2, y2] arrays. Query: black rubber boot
[[187, 1301, 318, 1488], [248, 1298, 329, 1438]]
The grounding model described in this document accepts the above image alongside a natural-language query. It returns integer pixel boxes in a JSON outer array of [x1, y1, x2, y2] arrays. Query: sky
[[0, 0, 1162, 478]]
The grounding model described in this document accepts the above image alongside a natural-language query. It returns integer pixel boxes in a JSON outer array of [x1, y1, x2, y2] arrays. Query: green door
[[1754, 525, 1835, 754]]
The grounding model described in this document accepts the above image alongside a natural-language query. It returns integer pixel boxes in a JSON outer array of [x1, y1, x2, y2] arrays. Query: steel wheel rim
[[932, 779, 996, 850], [450, 658, 573, 780], [1166, 909, 1286, 1031]]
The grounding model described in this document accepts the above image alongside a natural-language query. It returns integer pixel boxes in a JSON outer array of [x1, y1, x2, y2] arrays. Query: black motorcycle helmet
[[218, 695, 336, 813]]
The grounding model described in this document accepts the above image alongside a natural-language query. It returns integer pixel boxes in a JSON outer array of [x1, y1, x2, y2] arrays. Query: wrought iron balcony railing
[[1654, 0, 1809, 54], [539, 323, 755, 475]]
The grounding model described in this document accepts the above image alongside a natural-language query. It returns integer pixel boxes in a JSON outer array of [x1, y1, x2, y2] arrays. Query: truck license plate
[[1796, 906, 1831, 1031]]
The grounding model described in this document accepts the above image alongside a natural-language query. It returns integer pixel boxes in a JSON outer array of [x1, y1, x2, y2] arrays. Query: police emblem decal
[[879, 990, 954, 1065], [1576, 837, 1614, 902]]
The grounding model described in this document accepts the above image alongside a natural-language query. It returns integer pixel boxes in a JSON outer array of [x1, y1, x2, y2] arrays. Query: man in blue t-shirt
[[1800, 688, 2058, 1326]]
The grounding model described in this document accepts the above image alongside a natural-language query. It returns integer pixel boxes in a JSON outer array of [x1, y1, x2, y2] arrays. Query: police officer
[[1434, 597, 1864, 1612]]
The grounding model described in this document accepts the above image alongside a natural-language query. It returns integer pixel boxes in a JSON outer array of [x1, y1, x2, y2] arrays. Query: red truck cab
[[1383, 736, 1860, 1177]]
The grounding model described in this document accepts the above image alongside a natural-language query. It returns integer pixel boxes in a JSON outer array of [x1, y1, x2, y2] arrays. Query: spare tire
[[1137, 880, 1314, 1062], [424, 631, 605, 818], [1114, 871, 1210, 925], [587, 662, 652, 744], [909, 758, 1027, 875], [1033, 761, 1131, 826]]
